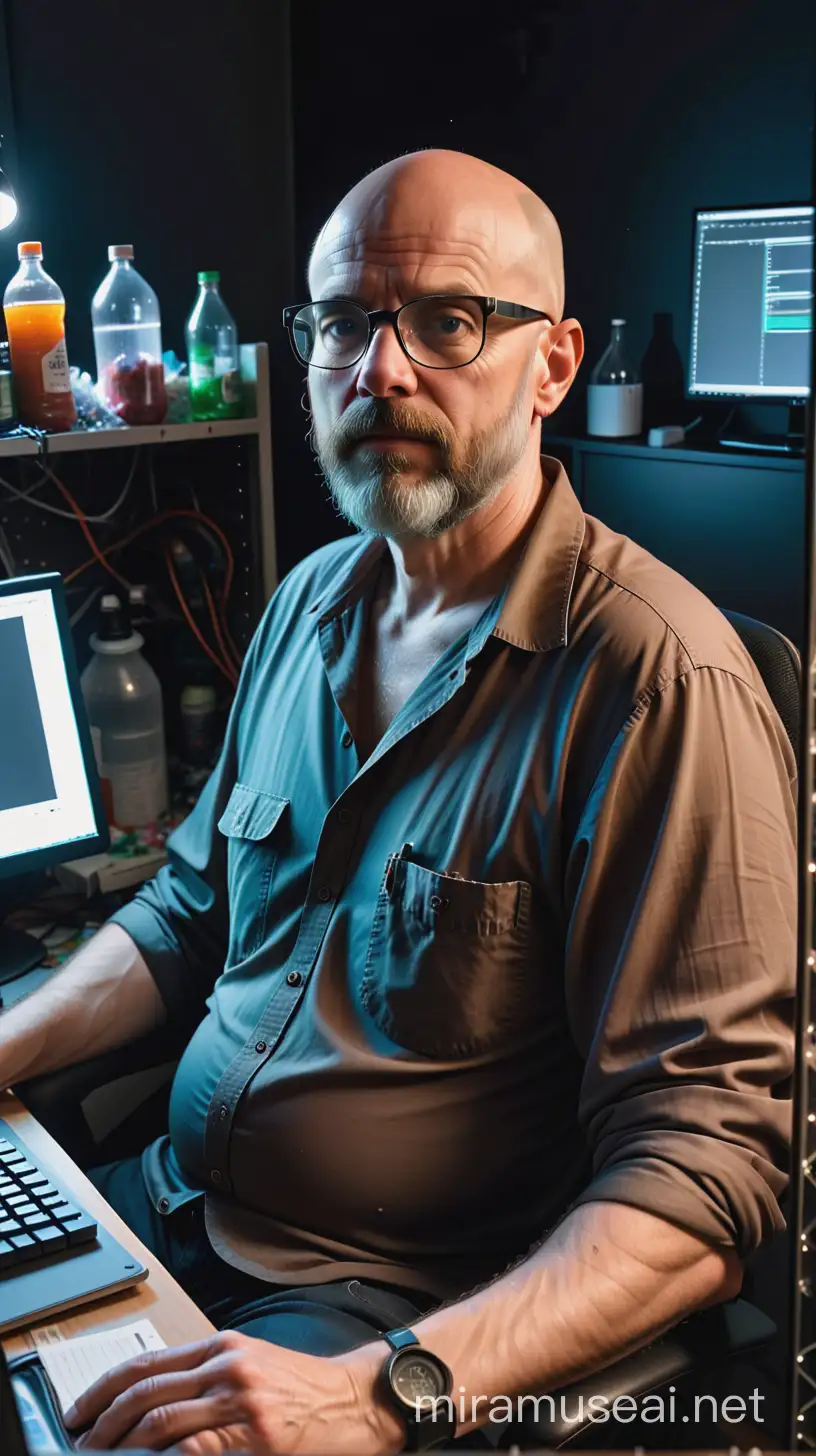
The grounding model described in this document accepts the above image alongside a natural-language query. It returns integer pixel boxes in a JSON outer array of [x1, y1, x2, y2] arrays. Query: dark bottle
[[0, 337, 17, 433], [640, 312, 685, 430]]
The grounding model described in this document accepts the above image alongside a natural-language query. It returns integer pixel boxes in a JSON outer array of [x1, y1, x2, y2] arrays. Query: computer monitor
[[689, 202, 814, 451], [0, 572, 108, 983]]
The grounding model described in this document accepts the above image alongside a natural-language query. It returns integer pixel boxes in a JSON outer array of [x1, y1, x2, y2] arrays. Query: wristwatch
[[378, 1328, 456, 1451]]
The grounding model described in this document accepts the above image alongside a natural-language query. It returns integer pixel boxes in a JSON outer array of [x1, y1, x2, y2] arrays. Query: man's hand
[[64, 1331, 402, 1454]]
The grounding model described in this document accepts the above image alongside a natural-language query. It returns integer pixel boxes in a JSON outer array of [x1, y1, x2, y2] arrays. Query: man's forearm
[[0, 921, 166, 1088], [343, 1200, 742, 1442]]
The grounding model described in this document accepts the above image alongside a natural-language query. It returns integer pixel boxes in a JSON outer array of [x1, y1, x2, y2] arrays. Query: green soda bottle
[[185, 271, 243, 420]]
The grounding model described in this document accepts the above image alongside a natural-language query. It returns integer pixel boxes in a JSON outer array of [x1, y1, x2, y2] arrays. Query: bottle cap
[[109, 244, 134, 261], [197, 270, 220, 284], [97, 593, 132, 641], [611, 317, 626, 326], [90, 594, 145, 654], [181, 684, 217, 709], [18, 242, 42, 259]]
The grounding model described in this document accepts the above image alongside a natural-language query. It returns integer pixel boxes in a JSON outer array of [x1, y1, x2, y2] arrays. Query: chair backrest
[[721, 608, 801, 765]]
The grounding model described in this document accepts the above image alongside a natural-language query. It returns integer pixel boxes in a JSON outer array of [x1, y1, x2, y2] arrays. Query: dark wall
[[0, 0, 297, 573], [290, 0, 816, 554]]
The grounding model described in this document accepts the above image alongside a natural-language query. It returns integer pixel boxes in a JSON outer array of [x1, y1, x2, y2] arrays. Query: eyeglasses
[[281, 294, 554, 371]]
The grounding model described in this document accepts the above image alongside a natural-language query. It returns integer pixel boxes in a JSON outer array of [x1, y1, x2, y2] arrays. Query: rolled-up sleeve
[[564, 665, 797, 1258], [108, 619, 267, 1036]]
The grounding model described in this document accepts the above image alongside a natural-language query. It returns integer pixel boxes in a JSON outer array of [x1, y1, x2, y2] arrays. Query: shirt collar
[[305, 455, 586, 654]]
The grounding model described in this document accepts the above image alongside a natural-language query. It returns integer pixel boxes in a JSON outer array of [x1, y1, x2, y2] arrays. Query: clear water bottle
[[587, 319, 643, 438], [92, 245, 167, 425], [81, 594, 168, 830], [185, 271, 243, 420]]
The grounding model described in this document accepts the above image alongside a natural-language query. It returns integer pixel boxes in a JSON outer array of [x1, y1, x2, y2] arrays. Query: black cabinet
[[541, 434, 806, 649]]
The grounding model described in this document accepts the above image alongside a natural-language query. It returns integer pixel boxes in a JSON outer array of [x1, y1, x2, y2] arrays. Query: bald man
[[3, 151, 795, 1453]]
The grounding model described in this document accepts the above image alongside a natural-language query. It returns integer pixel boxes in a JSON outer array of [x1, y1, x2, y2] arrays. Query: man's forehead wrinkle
[[317, 218, 494, 265], [312, 230, 496, 296]]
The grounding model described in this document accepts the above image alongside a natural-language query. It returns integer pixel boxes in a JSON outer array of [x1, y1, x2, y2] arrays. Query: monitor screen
[[689, 203, 814, 400], [0, 575, 107, 876]]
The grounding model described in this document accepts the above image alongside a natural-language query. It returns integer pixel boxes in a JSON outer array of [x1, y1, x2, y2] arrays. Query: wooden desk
[[0, 1089, 214, 1358]]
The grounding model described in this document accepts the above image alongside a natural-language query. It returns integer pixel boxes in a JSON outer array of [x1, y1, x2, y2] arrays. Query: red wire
[[42, 462, 131, 592], [64, 508, 235, 597], [201, 570, 241, 678], [164, 547, 238, 687], [61, 503, 244, 678]]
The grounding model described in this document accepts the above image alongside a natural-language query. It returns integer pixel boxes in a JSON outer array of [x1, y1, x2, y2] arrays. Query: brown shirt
[[113, 456, 797, 1302]]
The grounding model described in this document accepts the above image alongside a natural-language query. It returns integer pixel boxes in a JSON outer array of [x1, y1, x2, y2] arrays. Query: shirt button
[[317, 885, 332, 902], [341, 730, 353, 748], [219, 1104, 228, 1120], [286, 970, 302, 987], [210, 1170, 222, 1186], [255, 1040, 267, 1053], [157, 1197, 170, 1214], [338, 808, 351, 825]]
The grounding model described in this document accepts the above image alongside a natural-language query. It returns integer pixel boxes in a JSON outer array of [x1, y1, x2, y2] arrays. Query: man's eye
[[426, 312, 476, 337], [321, 316, 361, 340]]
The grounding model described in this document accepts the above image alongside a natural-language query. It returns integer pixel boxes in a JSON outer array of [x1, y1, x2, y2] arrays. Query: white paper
[[32, 1318, 166, 1414]]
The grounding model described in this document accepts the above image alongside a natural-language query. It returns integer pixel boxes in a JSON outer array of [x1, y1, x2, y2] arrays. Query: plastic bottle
[[586, 319, 643, 438], [185, 271, 243, 420], [81, 593, 168, 830], [92, 245, 167, 426], [179, 683, 219, 767], [3, 242, 77, 431]]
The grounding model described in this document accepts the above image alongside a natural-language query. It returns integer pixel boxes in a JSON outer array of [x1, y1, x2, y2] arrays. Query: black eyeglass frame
[[281, 295, 555, 371]]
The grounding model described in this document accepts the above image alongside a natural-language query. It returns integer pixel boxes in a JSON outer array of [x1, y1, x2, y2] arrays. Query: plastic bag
[[163, 350, 192, 423], [71, 367, 126, 430]]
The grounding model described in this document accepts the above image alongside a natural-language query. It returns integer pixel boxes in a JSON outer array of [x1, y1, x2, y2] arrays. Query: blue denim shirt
[[111, 459, 796, 1300]]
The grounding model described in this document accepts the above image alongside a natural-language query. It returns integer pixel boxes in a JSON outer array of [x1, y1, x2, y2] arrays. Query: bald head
[[309, 149, 565, 322]]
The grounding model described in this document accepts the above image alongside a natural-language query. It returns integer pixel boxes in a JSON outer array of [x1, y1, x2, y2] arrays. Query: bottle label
[[102, 756, 167, 828], [0, 371, 14, 422], [221, 370, 241, 404], [587, 383, 643, 438], [41, 337, 72, 394], [190, 360, 214, 385]]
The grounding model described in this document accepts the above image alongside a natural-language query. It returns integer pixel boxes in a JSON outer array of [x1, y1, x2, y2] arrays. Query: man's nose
[[355, 320, 418, 398]]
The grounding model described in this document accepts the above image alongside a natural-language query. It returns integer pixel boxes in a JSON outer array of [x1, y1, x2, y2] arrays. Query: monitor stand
[[0, 920, 47, 986], [719, 403, 806, 456]]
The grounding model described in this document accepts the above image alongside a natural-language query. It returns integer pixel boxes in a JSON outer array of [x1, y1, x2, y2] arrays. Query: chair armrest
[[13, 1026, 185, 1167], [513, 1298, 776, 1447]]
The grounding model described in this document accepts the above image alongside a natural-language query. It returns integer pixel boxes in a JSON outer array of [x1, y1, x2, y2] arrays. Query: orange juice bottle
[[3, 241, 76, 430]]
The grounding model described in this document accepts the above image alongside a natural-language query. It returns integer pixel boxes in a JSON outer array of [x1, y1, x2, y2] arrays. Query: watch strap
[[383, 1327, 421, 1351]]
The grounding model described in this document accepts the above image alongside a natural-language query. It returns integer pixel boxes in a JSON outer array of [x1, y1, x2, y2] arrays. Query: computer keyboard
[[0, 1136, 97, 1270]]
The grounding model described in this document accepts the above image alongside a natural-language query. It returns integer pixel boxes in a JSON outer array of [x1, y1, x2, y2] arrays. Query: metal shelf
[[0, 415, 263, 458]]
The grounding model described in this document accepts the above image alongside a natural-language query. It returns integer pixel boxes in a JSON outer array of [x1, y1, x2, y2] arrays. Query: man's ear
[[533, 319, 584, 420]]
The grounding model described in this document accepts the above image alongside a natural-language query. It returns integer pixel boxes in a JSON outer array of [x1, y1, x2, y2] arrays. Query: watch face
[[391, 1350, 448, 1411]]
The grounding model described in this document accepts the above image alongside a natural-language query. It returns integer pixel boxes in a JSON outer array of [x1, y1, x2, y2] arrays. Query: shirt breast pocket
[[360, 857, 534, 1058], [217, 783, 289, 961]]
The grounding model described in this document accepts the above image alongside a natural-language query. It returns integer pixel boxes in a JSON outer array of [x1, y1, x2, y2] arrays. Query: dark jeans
[[88, 1155, 434, 1350]]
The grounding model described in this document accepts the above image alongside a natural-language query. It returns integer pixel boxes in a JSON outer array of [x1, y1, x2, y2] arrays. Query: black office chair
[[14, 607, 800, 1449], [722, 608, 801, 761]]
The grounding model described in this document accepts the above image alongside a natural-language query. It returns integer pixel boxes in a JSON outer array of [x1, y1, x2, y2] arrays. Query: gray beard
[[311, 388, 531, 540]]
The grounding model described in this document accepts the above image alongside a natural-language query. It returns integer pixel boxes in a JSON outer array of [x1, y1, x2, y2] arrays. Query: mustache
[[330, 403, 451, 458]]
